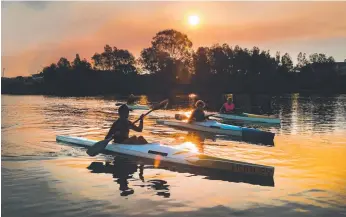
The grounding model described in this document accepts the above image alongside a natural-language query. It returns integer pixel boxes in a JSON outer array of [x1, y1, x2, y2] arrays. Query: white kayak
[[56, 135, 274, 177], [213, 113, 281, 124], [156, 120, 275, 145]]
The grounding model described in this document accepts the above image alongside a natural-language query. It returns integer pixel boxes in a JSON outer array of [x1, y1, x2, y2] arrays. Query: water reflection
[[87, 156, 275, 193], [87, 160, 171, 198], [2, 94, 346, 217], [36, 93, 346, 136]]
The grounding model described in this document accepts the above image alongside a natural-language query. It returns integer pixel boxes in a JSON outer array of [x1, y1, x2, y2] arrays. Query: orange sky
[[2, 1, 346, 77]]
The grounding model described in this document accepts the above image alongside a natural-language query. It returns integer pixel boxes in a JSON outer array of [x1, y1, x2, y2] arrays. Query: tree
[[209, 44, 233, 76], [72, 54, 82, 68], [297, 52, 309, 69], [72, 54, 92, 71], [193, 47, 212, 78], [275, 52, 281, 65], [281, 53, 293, 72], [91, 53, 104, 70], [151, 29, 193, 61], [102, 44, 113, 70], [57, 57, 71, 70], [139, 29, 194, 85], [91, 46, 136, 74]]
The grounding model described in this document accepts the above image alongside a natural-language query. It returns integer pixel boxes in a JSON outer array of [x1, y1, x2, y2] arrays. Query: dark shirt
[[188, 108, 206, 122], [105, 118, 143, 143]]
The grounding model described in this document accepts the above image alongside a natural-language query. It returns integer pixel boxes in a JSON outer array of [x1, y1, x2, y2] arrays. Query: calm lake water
[[2, 94, 346, 217]]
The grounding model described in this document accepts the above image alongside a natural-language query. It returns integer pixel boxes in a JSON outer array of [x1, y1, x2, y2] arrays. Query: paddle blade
[[86, 138, 112, 157], [175, 113, 188, 120], [152, 99, 169, 110]]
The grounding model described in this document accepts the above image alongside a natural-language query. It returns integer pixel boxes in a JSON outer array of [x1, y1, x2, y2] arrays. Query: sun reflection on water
[[175, 142, 200, 153]]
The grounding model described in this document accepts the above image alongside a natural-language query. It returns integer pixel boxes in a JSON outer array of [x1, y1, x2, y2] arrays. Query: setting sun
[[188, 15, 200, 26]]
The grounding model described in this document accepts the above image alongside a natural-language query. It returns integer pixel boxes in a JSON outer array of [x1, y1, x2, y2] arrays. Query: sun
[[188, 15, 200, 26]]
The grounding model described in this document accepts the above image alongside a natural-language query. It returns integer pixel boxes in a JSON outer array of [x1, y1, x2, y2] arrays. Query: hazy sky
[[2, 1, 346, 77]]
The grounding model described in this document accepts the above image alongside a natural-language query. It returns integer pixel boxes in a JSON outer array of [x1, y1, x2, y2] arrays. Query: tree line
[[2, 29, 346, 95]]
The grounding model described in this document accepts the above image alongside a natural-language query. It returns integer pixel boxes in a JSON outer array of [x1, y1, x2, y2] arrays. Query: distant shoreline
[[2, 29, 346, 96]]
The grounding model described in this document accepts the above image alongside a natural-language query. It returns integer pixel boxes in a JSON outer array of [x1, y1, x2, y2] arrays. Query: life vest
[[224, 103, 235, 112], [191, 108, 205, 122]]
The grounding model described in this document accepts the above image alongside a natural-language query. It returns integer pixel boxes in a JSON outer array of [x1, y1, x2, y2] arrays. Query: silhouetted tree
[[281, 53, 293, 73], [140, 29, 193, 90], [192, 47, 212, 88], [3, 29, 345, 96], [57, 57, 71, 70], [92, 46, 136, 75]]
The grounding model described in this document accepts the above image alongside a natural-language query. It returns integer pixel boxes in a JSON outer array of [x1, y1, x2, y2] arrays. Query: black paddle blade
[[86, 138, 112, 157]]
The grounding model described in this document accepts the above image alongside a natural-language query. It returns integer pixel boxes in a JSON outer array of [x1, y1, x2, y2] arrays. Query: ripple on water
[[2, 94, 346, 217]]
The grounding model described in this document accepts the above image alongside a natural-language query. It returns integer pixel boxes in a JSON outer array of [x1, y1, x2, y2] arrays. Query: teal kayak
[[213, 113, 280, 124], [115, 103, 150, 110], [156, 119, 275, 145], [127, 104, 150, 110]]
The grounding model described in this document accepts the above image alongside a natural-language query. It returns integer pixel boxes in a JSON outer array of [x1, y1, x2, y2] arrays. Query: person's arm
[[188, 110, 196, 123], [202, 111, 208, 120], [105, 122, 116, 139], [130, 115, 144, 132]]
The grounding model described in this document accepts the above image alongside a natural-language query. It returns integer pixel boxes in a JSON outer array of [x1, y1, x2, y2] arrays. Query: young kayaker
[[105, 104, 148, 144], [188, 100, 207, 123], [127, 94, 136, 105], [219, 97, 236, 113]]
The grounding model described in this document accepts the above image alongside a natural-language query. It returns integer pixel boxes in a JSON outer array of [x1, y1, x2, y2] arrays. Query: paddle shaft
[[132, 108, 155, 124], [132, 99, 168, 124]]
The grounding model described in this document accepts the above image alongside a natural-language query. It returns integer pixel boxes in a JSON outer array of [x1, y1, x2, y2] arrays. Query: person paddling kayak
[[219, 97, 236, 113], [105, 104, 148, 144], [127, 94, 136, 105], [188, 100, 207, 123]]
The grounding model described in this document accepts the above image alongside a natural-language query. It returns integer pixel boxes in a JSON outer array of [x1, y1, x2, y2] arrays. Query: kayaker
[[219, 97, 236, 113], [127, 94, 136, 105], [188, 100, 207, 123], [105, 104, 148, 144]]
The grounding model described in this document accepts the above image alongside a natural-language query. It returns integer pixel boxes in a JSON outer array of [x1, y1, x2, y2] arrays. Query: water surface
[[2, 94, 346, 216]]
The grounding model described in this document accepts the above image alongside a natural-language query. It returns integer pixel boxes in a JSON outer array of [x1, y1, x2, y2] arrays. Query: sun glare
[[188, 15, 200, 26]]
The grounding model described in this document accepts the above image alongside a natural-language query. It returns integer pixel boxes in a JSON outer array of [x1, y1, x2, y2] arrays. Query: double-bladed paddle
[[86, 99, 169, 157]]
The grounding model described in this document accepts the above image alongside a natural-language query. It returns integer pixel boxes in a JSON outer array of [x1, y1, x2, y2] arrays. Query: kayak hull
[[56, 135, 274, 177], [156, 120, 275, 146], [214, 113, 281, 124]]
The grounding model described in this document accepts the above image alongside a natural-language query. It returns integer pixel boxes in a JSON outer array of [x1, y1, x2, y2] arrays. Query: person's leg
[[137, 136, 148, 144], [123, 136, 137, 144]]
